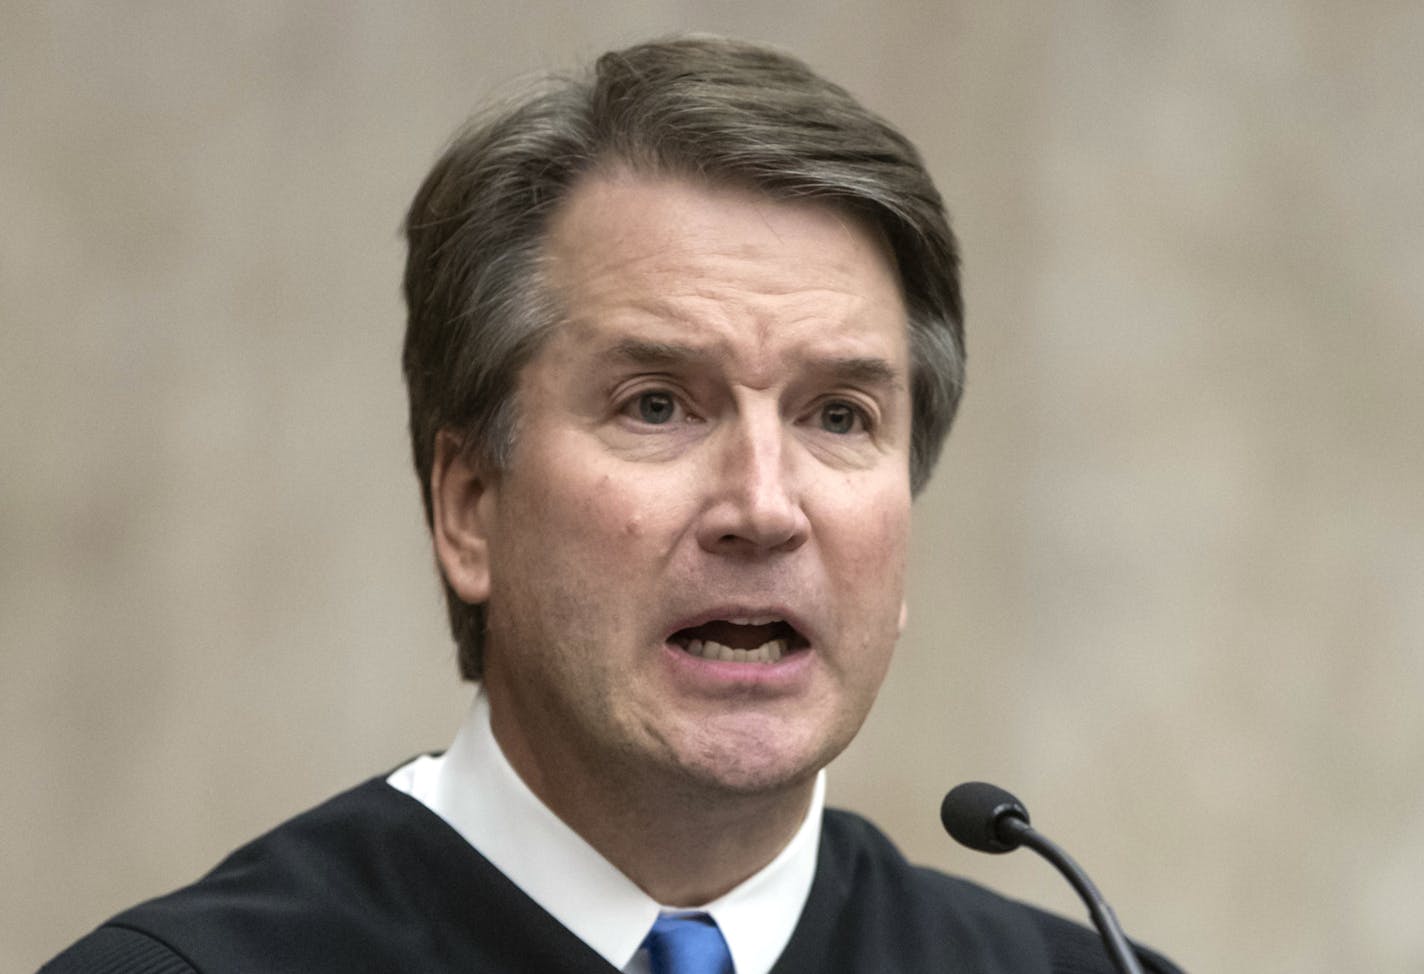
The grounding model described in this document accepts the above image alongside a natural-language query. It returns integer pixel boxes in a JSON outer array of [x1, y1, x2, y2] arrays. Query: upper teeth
[[725, 616, 780, 626], [683, 638, 786, 664]]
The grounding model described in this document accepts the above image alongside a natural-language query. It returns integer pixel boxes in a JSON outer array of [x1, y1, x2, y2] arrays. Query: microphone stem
[[998, 818, 1146, 974]]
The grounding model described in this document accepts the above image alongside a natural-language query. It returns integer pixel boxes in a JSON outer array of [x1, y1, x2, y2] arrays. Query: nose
[[695, 408, 810, 556]]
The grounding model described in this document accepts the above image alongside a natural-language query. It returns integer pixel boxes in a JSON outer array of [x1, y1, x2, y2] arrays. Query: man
[[44, 36, 1178, 973]]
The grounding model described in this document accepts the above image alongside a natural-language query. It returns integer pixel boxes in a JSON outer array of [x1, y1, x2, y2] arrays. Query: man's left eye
[[819, 401, 863, 434], [632, 391, 678, 425]]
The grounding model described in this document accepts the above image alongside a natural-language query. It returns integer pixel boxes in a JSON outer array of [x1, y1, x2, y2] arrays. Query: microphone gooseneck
[[940, 782, 1147, 974]]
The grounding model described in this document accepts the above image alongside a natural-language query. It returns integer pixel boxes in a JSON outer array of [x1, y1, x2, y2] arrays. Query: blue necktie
[[642, 913, 734, 974]]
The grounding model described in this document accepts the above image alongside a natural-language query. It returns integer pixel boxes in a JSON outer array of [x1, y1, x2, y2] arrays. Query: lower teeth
[[683, 637, 786, 663]]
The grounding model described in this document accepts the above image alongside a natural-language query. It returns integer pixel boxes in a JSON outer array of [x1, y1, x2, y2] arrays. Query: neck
[[488, 697, 815, 906]]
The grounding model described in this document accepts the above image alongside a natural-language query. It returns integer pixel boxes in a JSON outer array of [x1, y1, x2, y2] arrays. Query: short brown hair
[[403, 35, 964, 679]]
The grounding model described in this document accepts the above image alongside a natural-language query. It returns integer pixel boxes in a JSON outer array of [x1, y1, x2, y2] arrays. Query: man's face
[[445, 172, 914, 803]]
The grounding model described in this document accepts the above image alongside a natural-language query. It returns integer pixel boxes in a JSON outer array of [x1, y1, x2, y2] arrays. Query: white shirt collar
[[387, 688, 824, 974]]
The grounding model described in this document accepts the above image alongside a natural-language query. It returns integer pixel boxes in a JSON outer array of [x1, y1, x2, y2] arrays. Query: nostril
[[697, 471, 809, 554]]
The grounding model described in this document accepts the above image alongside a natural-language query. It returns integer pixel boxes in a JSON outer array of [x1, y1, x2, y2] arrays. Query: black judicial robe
[[43, 777, 1181, 973]]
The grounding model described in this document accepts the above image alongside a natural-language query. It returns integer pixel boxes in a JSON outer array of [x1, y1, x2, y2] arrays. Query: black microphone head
[[941, 781, 1030, 854]]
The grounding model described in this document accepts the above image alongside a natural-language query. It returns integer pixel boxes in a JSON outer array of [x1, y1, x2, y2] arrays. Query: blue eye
[[820, 401, 861, 434], [636, 392, 677, 425]]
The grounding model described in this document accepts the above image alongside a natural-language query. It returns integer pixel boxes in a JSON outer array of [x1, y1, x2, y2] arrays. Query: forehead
[[539, 172, 908, 369]]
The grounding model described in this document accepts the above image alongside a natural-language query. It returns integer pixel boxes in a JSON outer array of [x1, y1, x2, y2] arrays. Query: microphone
[[940, 782, 1146, 974]]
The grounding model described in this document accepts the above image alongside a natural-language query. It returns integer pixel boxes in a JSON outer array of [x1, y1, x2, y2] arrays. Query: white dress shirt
[[387, 688, 824, 974]]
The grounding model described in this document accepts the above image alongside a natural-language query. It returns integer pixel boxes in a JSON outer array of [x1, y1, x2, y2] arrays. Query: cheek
[[520, 464, 685, 574], [831, 491, 910, 574], [818, 489, 911, 637]]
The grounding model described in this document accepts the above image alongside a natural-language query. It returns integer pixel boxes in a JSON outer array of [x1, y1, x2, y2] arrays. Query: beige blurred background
[[4, 3, 1422, 971]]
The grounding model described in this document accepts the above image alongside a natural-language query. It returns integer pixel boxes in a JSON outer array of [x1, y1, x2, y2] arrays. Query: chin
[[665, 717, 850, 797], [674, 759, 818, 798]]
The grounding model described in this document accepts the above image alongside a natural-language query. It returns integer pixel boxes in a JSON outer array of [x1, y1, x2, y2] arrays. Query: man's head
[[402, 35, 964, 683]]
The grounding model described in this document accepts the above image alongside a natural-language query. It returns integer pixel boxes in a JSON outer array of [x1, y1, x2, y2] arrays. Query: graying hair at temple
[[401, 34, 965, 680]]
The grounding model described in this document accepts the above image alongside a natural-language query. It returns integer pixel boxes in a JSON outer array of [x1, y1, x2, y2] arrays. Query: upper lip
[[664, 604, 814, 645]]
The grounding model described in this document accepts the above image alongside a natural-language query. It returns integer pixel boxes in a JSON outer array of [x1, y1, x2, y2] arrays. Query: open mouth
[[668, 617, 807, 664]]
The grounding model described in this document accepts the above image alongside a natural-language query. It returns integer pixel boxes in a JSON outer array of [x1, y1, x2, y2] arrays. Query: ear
[[897, 600, 908, 636], [431, 430, 496, 605]]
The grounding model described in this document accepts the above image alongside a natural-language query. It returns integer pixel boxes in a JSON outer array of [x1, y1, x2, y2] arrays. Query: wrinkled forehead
[[546, 163, 901, 281], [533, 171, 910, 378]]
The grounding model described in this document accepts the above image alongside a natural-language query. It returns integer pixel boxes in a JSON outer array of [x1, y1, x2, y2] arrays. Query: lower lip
[[661, 641, 814, 692]]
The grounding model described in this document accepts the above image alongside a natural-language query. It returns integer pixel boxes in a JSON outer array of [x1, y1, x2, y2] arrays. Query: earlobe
[[431, 430, 495, 605]]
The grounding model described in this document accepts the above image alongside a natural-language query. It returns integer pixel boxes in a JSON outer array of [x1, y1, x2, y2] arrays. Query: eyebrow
[[599, 338, 711, 368], [599, 338, 903, 389]]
